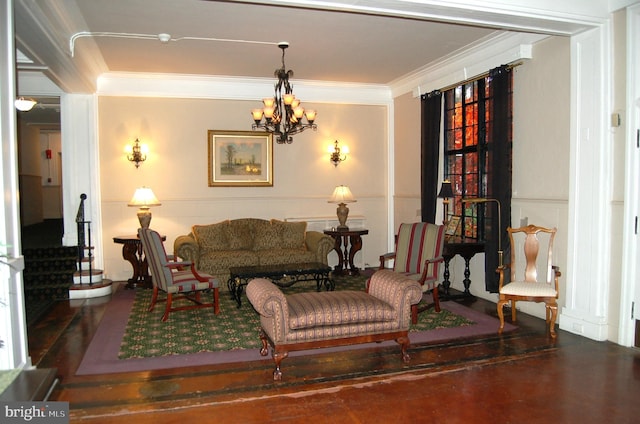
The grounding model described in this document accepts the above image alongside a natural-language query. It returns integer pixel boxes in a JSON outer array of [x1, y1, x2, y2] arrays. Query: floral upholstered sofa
[[174, 218, 335, 282]]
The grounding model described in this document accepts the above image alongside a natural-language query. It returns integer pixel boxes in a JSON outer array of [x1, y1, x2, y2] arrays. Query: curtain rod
[[425, 61, 523, 96]]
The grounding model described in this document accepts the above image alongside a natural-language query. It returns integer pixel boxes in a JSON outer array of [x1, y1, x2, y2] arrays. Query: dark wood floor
[[28, 282, 640, 424]]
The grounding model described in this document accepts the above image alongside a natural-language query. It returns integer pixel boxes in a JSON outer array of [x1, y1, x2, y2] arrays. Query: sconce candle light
[[128, 187, 161, 229], [328, 185, 356, 230], [329, 140, 348, 167], [126, 138, 147, 168]]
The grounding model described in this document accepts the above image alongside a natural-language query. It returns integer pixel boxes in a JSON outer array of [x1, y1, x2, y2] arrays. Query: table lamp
[[128, 187, 161, 229], [437, 180, 454, 225], [328, 185, 356, 230]]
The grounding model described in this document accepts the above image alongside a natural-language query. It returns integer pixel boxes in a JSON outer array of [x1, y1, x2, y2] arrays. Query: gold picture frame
[[208, 130, 273, 187]]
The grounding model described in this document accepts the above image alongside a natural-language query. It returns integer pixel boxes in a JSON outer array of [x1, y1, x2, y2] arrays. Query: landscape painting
[[208, 130, 273, 187]]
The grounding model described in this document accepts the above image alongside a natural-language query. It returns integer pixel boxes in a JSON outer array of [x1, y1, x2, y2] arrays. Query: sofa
[[174, 218, 335, 282], [246, 269, 423, 380]]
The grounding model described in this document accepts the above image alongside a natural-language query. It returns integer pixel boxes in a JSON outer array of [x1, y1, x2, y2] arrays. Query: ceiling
[[13, 0, 606, 124]]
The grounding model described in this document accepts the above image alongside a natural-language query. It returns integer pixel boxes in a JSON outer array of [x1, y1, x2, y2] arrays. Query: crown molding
[[389, 32, 549, 98], [97, 73, 392, 105]]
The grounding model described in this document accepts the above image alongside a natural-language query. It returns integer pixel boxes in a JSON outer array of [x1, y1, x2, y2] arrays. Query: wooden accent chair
[[497, 224, 561, 337], [138, 228, 220, 321], [379, 222, 445, 324]]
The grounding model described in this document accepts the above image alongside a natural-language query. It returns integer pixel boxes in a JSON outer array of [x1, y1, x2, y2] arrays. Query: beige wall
[[392, 92, 423, 229], [98, 96, 389, 280]]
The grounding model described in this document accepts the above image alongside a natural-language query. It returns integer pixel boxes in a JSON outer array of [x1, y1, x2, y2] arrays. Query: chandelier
[[251, 42, 317, 144]]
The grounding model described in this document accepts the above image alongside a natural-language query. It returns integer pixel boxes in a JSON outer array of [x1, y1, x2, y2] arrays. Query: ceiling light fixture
[[14, 97, 37, 112], [251, 42, 317, 144]]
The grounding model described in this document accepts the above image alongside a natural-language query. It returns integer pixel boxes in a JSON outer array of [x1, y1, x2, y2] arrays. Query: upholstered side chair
[[138, 228, 220, 321], [497, 224, 561, 337], [379, 222, 445, 324]]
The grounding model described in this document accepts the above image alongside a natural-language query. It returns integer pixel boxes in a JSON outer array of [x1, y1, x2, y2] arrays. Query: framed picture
[[445, 215, 461, 236], [208, 130, 273, 187]]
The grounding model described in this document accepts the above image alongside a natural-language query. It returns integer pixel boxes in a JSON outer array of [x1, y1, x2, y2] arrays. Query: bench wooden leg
[[272, 351, 288, 381], [397, 335, 411, 363], [258, 329, 269, 356]]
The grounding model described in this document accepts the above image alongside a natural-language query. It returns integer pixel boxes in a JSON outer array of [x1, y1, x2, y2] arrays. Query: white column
[[0, 0, 30, 370], [559, 24, 612, 340]]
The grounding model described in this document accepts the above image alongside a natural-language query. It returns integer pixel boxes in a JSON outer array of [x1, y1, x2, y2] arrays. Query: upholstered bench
[[246, 269, 422, 380]]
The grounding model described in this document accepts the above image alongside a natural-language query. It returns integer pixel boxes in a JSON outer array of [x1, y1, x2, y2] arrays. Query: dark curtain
[[485, 65, 512, 292], [420, 90, 442, 224]]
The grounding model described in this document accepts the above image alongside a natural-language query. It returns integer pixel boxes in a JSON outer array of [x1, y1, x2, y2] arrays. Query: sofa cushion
[[227, 219, 255, 250], [256, 249, 316, 265], [286, 290, 396, 330], [200, 250, 260, 271], [192, 220, 230, 251], [253, 220, 281, 251], [272, 219, 307, 249]]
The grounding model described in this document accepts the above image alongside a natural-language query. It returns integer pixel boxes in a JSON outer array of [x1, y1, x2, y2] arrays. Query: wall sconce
[[126, 138, 148, 168], [329, 140, 348, 167], [15, 97, 37, 112]]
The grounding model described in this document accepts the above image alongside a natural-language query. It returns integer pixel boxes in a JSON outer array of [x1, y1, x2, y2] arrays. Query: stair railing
[[75, 193, 93, 286]]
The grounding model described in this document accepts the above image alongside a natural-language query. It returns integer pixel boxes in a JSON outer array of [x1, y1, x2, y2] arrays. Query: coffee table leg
[[228, 277, 244, 308]]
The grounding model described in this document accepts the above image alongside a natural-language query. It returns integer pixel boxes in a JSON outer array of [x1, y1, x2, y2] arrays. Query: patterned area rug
[[77, 274, 514, 376], [118, 275, 473, 359]]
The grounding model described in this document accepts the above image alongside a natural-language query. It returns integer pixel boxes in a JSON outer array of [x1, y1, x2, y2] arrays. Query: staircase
[[69, 193, 112, 299], [23, 245, 77, 324]]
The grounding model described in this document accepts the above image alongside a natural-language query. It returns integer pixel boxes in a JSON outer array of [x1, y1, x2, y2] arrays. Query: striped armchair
[[138, 228, 220, 321], [379, 222, 445, 324]]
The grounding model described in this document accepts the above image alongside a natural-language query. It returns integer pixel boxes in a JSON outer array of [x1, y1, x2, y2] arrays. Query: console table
[[441, 239, 484, 299], [323, 228, 369, 276], [113, 234, 165, 289], [228, 262, 333, 308]]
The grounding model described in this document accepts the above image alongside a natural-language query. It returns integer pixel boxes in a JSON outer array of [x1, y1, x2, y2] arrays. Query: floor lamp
[[462, 198, 503, 267]]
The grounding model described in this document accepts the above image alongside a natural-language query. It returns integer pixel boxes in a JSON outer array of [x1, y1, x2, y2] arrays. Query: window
[[443, 74, 512, 241]]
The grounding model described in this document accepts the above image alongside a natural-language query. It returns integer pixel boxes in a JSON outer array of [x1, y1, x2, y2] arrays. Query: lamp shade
[[437, 180, 454, 198], [128, 187, 161, 208], [328, 185, 356, 204]]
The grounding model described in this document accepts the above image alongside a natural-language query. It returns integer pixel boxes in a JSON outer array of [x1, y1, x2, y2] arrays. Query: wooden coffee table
[[227, 262, 333, 308]]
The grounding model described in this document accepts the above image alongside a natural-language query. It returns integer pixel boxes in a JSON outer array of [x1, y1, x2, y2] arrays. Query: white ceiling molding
[[389, 32, 548, 98], [233, 0, 606, 35], [97, 73, 392, 105], [14, 0, 107, 93]]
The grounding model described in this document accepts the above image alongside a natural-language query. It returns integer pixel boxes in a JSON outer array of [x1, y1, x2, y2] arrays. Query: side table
[[441, 239, 484, 299], [113, 234, 165, 289], [323, 228, 369, 276]]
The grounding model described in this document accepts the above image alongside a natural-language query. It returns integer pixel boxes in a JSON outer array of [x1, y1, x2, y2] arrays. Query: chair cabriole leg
[[497, 299, 508, 334]]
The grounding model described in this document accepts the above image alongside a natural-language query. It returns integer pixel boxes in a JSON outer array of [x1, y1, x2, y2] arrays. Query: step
[[73, 269, 103, 285], [0, 368, 59, 401], [69, 279, 113, 299]]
